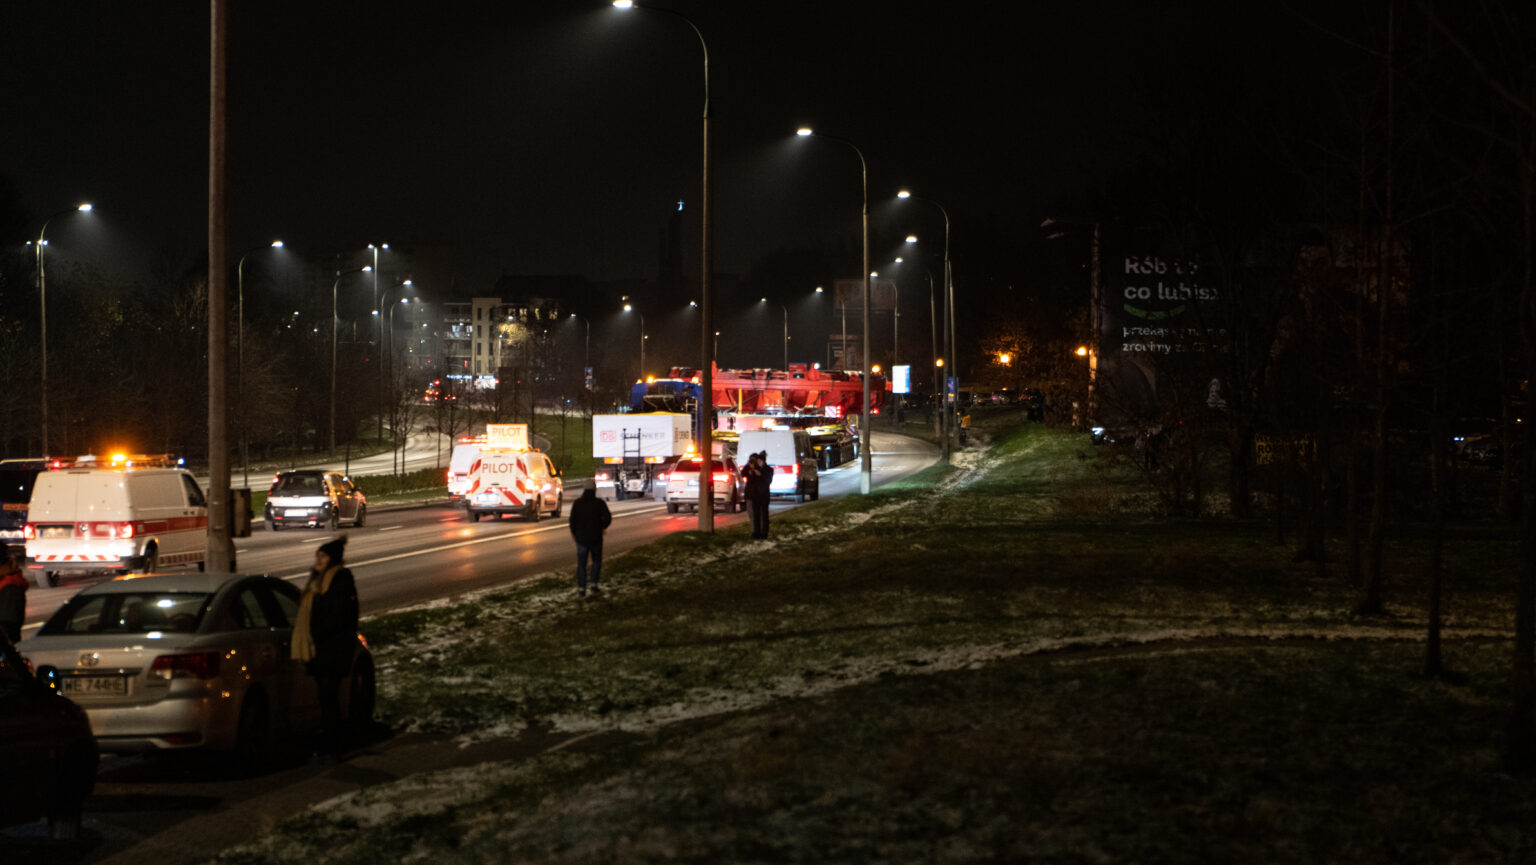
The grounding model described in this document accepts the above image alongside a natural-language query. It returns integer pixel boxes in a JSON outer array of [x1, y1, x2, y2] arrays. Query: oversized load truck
[[591, 413, 693, 500]]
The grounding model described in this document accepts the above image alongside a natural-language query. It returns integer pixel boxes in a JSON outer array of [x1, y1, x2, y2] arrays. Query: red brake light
[[712, 472, 730, 484], [117, 521, 136, 540], [596, 472, 610, 482], [150, 652, 221, 680], [446, 469, 452, 483], [782, 463, 797, 475], [22, 524, 36, 541]]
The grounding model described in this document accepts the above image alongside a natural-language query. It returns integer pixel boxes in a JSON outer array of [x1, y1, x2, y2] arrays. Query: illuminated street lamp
[[622, 298, 646, 381], [796, 126, 873, 494], [613, 0, 718, 530], [33, 202, 94, 454], [896, 188, 955, 464], [236, 239, 284, 487], [368, 243, 390, 441], [331, 265, 373, 455]]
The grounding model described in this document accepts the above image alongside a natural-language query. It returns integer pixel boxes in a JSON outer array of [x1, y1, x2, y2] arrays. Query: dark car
[[264, 470, 367, 531], [0, 631, 99, 840], [0, 458, 71, 560]]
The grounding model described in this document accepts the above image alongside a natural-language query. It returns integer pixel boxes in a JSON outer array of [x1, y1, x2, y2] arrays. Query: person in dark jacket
[[567, 481, 613, 597], [743, 452, 774, 539], [0, 553, 27, 643], [291, 535, 359, 758]]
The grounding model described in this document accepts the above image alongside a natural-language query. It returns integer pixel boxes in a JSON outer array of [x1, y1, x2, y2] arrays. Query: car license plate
[[285, 509, 308, 517], [41, 526, 72, 538], [477, 494, 499, 504], [62, 676, 128, 696]]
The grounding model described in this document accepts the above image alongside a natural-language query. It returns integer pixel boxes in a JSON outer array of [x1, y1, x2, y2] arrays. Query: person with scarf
[[291, 536, 358, 758], [0, 553, 28, 643]]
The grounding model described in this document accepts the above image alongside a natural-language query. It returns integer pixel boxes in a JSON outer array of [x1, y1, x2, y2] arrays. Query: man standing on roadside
[[744, 451, 774, 539], [568, 479, 612, 598]]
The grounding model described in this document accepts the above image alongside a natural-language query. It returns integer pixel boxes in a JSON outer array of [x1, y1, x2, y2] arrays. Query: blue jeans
[[576, 542, 603, 590]]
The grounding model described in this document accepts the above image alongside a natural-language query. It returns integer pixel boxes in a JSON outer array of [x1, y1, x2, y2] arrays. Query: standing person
[[568, 480, 612, 598], [744, 452, 774, 539], [291, 536, 359, 759], [0, 553, 27, 643]]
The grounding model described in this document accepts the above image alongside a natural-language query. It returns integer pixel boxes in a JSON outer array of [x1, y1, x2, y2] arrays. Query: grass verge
[[212, 418, 1532, 864]]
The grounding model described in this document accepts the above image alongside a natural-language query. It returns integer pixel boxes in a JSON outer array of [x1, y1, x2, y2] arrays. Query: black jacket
[[568, 489, 612, 546], [307, 567, 359, 678]]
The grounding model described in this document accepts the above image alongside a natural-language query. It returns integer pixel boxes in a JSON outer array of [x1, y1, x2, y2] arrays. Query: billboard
[[892, 365, 911, 394], [1097, 237, 1225, 422]]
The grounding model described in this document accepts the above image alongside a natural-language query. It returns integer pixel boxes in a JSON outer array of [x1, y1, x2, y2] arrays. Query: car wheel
[[233, 691, 271, 776], [552, 495, 563, 518], [811, 482, 820, 501], [266, 518, 279, 532], [328, 508, 340, 532], [527, 500, 542, 523], [347, 655, 376, 730], [666, 502, 679, 514], [468, 509, 482, 523], [353, 506, 366, 528], [139, 545, 159, 574], [33, 570, 57, 589]]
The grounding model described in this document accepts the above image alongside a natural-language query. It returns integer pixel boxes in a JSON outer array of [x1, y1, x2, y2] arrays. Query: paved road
[[22, 429, 939, 633], [3, 431, 938, 862]]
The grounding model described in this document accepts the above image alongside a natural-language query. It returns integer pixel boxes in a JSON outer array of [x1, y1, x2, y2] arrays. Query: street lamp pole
[[33, 203, 93, 455], [897, 190, 953, 463], [236, 240, 283, 489], [613, 0, 716, 530], [797, 127, 872, 494], [380, 279, 413, 474], [369, 243, 388, 442], [331, 266, 372, 456]]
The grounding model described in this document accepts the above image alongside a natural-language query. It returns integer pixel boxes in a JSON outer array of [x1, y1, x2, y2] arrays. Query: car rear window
[[677, 460, 731, 473], [39, 592, 212, 636], [273, 475, 324, 495]]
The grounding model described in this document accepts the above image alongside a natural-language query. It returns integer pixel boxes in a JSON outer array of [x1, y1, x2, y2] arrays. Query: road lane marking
[[377, 525, 403, 532], [273, 506, 664, 579]]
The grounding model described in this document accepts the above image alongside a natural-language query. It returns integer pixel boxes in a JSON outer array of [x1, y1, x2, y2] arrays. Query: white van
[[23, 460, 208, 588], [737, 429, 820, 502], [463, 448, 563, 522], [446, 436, 487, 504]]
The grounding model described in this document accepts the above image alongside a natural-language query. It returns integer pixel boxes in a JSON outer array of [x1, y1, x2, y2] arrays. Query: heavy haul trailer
[[591, 412, 694, 501]]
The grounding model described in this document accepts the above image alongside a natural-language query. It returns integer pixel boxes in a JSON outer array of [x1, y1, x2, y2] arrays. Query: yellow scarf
[[290, 565, 340, 662]]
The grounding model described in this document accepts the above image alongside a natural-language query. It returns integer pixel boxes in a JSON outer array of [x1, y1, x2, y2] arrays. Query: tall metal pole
[[616, 2, 714, 528], [860, 157, 871, 493], [929, 270, 939, 437], [331, 267, 369, 456], [34, 205, 92, 455], [372, 244, 384, 443], [207, 0, 235, 571], [781, 304, 789, 370], [36, 226, 51, 456], [237, 254, 247, 489]]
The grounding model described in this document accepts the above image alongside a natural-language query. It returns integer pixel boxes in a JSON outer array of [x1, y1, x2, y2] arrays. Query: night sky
[[0, 2, 1332, 282]]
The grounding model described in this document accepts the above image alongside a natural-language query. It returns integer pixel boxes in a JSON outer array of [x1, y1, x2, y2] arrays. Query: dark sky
[[1, 2, 1328, 301]]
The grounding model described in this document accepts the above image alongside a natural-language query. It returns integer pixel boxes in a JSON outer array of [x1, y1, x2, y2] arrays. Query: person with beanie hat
[[292, 535, 358, 758]]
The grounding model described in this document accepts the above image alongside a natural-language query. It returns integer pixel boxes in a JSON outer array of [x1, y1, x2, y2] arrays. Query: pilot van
[[737, 429, 820, 502], [23, 456, 208, 588], [462, 424, 563, 522]]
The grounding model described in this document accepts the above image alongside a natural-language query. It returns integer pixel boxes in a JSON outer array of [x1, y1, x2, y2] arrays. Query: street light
[[33, 202, 94, 454], [896, 188, 955, 464], [331, 265, 373, 455], [386, 293, 414, 475], [613, 0, 717, 530], [623, 298, 646, 382], [369, 243, 389, 442], [796, 127, 873, 494], [236, 239, 284, 488]]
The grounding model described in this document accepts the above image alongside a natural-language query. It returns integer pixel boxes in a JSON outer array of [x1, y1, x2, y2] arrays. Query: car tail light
[[656, 472, 668, 483], [446, 469, 452, 483], [780, 463, 797, 476], [712, 472, 730, 485], [117, 521, 136, 539], [150, 652, 221, 680], [596, 472, 610, 482], [22, 524, 36, 541]]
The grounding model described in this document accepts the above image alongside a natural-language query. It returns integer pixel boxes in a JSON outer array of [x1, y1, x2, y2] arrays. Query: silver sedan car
[[18, 573, 374, 769]]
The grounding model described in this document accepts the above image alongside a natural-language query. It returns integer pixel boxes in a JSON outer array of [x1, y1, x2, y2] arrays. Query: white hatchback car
[[18, 573, 374, 769]]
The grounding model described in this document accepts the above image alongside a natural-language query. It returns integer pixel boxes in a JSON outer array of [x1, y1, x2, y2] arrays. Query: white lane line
[[273, 506, 662, 580], [376, 525, 404, 532]]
